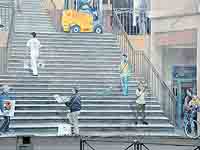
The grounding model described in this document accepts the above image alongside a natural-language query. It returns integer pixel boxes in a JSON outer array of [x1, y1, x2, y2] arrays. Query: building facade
[[150, 0, 200, 126]]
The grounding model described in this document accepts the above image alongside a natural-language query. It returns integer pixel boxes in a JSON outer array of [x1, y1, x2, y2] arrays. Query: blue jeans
[[0, 116, 10, 133], [121, 76, 128, 96]]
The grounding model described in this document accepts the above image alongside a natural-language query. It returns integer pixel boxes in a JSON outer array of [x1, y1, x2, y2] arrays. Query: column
[[197, 28, 200, 96], [64, 0, 68, 9]]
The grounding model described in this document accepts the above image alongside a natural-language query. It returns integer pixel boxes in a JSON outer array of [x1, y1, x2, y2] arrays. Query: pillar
[[197, 28, 200, 96], [64, 0, 68, 9]]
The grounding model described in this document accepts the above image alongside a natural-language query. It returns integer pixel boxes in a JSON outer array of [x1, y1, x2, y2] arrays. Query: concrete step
[[15, 10, 49, 14], [11, 93, 140, 97], [9, 123, 174, 134], [15, 29, 56, 32], [15, 15, 51, 20], [14, 32, 115, 38], [11, 40, 119, 46], [0, 78, 140, 84], [10, 116, 169, 124], [8, 69, 122, 74], [14, 110, 163, 118], [7, 68, 121, 74], [10, 45, 120, 50], [12, 96, 156, 100], [9, 51, 121, 57], [12, 37, 117, 42], [9, 55, 120, 61], [15, 25, 55, 29], [14, 104, 159, 111], [8, 62, 120, 68], [0, 75, 145, 81], [11, 90, 151, 96], [15, 18, 52, 22], [15, 27, 56, 31], [9, 49, 120, 54], [16, 99, 158, 105], [11, 43, 119, 48], [8, 58, 120, 64]]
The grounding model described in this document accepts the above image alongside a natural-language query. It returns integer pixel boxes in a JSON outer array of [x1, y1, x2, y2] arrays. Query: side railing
[[41, 0, 62, 31], [112, 11, 176, 126], [0, 1, 15, 74]]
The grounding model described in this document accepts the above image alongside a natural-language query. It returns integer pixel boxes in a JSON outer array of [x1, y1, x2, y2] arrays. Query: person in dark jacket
[[65, 87, 81, 135]]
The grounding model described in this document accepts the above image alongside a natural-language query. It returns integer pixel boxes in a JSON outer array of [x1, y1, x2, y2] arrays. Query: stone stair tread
[[12, 116, 168, 120], [15, 104, 160, 107], [13, 96, 157, 99], [15, 110, 163, 113], [16, 99, 158, 102], [10, 123, 173, 128]]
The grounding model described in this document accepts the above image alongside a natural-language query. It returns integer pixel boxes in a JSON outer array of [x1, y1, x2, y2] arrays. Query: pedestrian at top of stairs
[[26, 32, 42, 76], [65, 87, 81, 136], [135, 81, 148, 125]]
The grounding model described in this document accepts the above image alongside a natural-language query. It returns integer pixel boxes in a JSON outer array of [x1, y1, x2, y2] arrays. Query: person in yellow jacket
[[119, 54, 132, 96]]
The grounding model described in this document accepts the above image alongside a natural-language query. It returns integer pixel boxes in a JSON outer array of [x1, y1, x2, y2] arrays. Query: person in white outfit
[[26, 32, 41, 76]]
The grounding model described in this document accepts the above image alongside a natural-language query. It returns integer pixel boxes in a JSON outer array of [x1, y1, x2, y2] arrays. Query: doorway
[[172, 65, 197, 128]]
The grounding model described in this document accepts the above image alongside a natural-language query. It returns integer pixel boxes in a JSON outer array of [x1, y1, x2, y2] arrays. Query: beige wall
[[150, 8, 200, 95], [151, 0, 198, 17], [53, 0, 64, 10], [0, 32, 8, 47], [42, 0, 64, 10], [128, 35, 150, 56]]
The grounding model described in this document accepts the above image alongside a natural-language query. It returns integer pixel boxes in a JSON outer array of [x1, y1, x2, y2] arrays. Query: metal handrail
[[41, 0, 61, 31], [112, 11, 176, 126]]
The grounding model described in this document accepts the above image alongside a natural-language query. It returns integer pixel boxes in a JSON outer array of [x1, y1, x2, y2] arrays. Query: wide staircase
[[0, 0, 175, 136]]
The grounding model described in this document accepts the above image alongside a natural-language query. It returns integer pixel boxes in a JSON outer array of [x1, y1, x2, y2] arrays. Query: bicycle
[[184, 111, 200, 138]]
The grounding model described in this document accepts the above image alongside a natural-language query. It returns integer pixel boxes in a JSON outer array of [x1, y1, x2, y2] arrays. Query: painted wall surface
[[128, 35, 150, 57], [151, 0, 198, 17], [150, 0, 200, 96], [161, 48, 197, 87], [53, 0, 64, 9], [0, 32, 8, 47]]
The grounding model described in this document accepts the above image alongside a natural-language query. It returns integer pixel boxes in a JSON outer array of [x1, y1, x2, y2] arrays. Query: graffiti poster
[[0, 99, 15, 117]]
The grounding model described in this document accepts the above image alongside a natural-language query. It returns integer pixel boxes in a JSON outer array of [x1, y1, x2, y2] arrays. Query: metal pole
[[80, 139, 84, 150]]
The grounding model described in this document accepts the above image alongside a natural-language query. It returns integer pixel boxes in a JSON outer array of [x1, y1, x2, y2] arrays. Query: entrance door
[[172, 65, 197, 128]]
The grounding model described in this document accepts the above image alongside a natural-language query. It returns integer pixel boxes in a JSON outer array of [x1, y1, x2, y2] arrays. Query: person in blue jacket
[[65, 87, 81, 136], [0, 85, 14, 135]]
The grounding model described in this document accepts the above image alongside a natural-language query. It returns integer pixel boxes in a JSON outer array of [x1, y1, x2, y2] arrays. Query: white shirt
[[26, 38, 41, 57], [136, 88, 145, 104]]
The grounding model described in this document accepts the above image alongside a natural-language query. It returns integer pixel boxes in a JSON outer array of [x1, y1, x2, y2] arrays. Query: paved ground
[[0, 136, 199, 150]]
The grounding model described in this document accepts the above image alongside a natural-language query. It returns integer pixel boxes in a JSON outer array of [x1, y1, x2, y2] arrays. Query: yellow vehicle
[[62, 9, 94, 33]]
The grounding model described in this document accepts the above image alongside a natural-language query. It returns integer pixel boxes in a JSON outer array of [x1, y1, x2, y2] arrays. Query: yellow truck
[[61, 9, 102, 33]]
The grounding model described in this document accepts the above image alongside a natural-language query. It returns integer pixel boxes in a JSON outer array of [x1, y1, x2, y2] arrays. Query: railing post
[[80, 139, 84, 150]]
